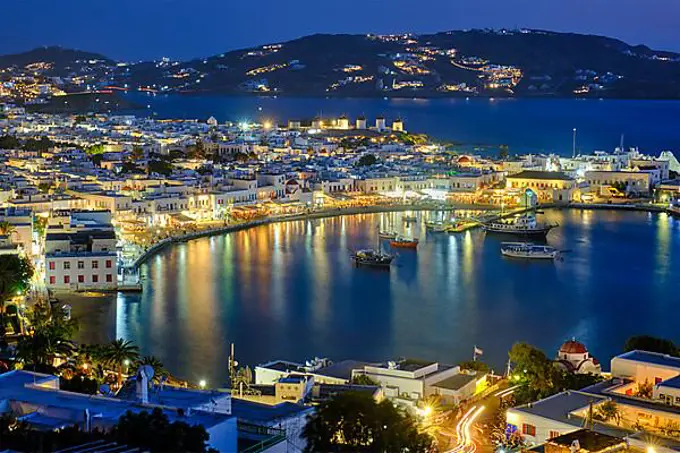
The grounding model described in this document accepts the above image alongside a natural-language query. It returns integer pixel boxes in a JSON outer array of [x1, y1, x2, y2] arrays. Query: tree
[[147, 159, 173, 176], [498, 145, 510, 160], [16, 303, 77, 372], [0, 135, 20, 150], [508, 342, 601, 405], [595, 400, 621, 425], [0, 221, 17, 240], [624, 336, 678, 356], [85, 144, 105, 155], [303, 392, 432, 452], [636, 379, 654, 399], [351, 374, 380, 386], [130, 146, 145, 161], [136, 355, 169, 384], [112, 408, 211, 452], [357, 153, 377, 167], [0, 254, 33, 313], [459, 360, 491, 374], [103, 339, 139, 389], [37, 182, 53, 193]]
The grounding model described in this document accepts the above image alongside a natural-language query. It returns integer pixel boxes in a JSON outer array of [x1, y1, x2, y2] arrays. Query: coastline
[[130, 201, 672, 269]]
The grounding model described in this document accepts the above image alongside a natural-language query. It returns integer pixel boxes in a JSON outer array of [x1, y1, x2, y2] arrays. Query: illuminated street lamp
[[199, 379, 207, 389]]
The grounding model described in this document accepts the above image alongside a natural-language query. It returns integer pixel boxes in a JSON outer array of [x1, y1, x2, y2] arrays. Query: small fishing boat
[[425, 221, 447, 232], [482, 214, 557, 238], [500, 242, 560, 260], [350, 249, 394, 269], [390, 236, 419, 249], [378, 231, 399, 240], [445, 219, 479, 233]]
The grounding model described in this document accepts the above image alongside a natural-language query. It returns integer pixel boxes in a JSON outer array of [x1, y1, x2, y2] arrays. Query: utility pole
[[572, 128, 577, 158], [228, 343, 237, 388]]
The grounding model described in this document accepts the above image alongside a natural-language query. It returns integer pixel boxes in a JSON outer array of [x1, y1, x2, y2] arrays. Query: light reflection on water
[[113, 209, 680, 386]]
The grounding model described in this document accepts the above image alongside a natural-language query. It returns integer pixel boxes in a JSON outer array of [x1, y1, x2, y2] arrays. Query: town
[[1, 105, 680, 452]]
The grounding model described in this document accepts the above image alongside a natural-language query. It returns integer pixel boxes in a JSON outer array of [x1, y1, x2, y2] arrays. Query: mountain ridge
[[2, 29, 680, 100]]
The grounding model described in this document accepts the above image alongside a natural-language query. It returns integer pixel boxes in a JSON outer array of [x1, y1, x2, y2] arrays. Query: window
[[63, 262, 71, 270], [106, 274, 113, 283], [77, 261, 85, 269], [106, 260, 112, 269], [92, 275, 99, 283], [549, 431, 560, 439], [78, 275, 84, 283], [522, 424, 536, 436], [92, 261, 99, 269], [64, 276, 70, 284], [49, 276, 56, 284], [48, 261, 55, 270]]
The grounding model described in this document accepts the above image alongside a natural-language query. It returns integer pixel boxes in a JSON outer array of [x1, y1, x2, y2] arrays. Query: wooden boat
[[389, 236, 419, 249], [378, 231, 398, 240], [350, 249, 394, 269], [425, 221, 447, 232], [500, 242, 560, 260], [482, 214, 557, 238]]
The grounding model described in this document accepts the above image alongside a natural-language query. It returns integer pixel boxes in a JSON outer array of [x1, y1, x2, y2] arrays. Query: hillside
[[2, 30, 680, 100]]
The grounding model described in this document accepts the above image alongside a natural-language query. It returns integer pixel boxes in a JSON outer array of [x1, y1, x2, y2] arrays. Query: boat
[[482, 214, 557, 238], [389, 236, 419, 249], [445, 219, 479, 233], [500, 242, 560, 260], [350, 249, 394, 269], [402, 215, 418, 223], [425, 221, 448, 232], [378, 231, 398, 240]]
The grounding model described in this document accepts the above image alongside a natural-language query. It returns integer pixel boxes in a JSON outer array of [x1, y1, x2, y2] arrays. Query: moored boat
[[389, 236, 419, 249], [402, 215, 418, 223], [482, 214, 557, 238], [378, 230, 398, 240], [350, 249, 394, 269], [425, 221, 447, 232], [500, 242, 560, 260]]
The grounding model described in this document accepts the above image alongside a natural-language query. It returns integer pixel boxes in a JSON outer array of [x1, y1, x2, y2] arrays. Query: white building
[[45, 229, 118, 290]]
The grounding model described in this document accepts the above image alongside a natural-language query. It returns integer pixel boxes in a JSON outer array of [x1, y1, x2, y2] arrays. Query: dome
[[560, 340, 588, 354], [457, 155, 472, 164]]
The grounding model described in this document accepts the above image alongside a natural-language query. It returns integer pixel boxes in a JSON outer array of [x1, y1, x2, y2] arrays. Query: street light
[[572, 128, 577, 158], [199, 379, 207, 389]]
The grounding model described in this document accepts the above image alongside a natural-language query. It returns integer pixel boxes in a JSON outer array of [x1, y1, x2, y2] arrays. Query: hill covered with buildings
[[1, 29, 680, 103]]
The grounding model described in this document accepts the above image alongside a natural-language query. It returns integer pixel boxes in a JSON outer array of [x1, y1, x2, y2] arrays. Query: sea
[[122, 93, 680, 156]]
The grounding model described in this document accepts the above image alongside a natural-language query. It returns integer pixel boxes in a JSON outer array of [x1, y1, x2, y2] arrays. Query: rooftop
[[431, 372, 479, 391], [507, 170, 574, 181], [614, 350, 680, 370]]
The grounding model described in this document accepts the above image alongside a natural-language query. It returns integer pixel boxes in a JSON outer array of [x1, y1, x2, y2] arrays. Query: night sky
[[3, 0, 679, 61]]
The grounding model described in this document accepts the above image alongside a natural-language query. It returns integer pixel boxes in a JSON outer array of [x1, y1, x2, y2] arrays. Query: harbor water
[[72, 209, 680, 386]]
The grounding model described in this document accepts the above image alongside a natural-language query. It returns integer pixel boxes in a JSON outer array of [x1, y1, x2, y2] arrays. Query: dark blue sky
[[3, 0, 679, 61]]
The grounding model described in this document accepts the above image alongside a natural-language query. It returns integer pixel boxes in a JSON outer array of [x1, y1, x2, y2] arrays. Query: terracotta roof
[[560, 340, 588, 354]]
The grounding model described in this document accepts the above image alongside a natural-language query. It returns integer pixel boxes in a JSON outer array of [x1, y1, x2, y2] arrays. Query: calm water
[[105, 209, 680, 386], [125, 93, 680, 155]]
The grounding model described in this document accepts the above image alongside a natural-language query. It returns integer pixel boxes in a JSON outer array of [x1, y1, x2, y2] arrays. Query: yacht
[[482, 214, 557, 238], [501, 242, 560, 260]]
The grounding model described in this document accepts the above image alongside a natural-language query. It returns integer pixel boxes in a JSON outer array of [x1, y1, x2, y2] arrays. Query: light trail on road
[[445, 405, 485, 453]]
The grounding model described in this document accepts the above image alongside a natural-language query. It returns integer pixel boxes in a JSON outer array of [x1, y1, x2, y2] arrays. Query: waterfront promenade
[[126, 200, 673, 271]]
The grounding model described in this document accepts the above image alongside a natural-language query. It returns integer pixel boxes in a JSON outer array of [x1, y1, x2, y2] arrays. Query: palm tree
[[104, 339, 139, 389], [137, 355, 169, 384], [0, 221, 16, 239]]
